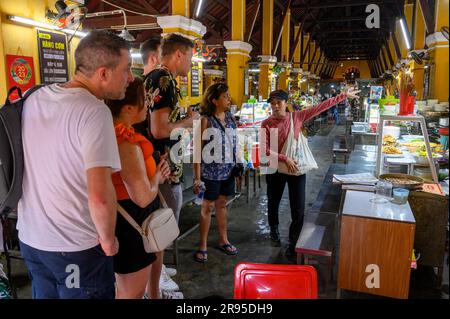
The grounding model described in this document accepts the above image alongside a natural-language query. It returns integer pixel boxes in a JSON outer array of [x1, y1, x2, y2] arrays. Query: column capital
[[224, 41, 253, 56], [258, 55, 277, 65], [291, 68, 303, 74], [426, 32, 449, 48], [157, 15, 207, 40], [204, 69, 224, 77]]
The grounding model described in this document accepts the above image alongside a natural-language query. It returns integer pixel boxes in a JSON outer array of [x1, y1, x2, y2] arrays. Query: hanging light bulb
[[119, 28, 135, 41]]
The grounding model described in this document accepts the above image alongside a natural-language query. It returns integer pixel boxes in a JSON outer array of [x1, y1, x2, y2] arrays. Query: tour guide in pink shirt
[[261, 88, 360, 257]]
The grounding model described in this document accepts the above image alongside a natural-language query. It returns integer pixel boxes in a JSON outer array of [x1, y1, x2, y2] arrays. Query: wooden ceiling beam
[[134, 0, 159, 15], [216, 0, 230, 10], [315, 16, 389, 23], [418, 0, 435, 33], [292, 1, 395, 9], [246, 0, 261, 43], [83, 15, 157, 29], [112, 0, 155, 14]]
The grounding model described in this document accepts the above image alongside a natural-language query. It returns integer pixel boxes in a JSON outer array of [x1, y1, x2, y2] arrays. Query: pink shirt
[[261, 93, 347, 162]]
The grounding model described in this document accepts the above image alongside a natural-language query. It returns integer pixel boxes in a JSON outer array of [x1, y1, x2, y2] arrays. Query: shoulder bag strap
[[158, 191, 169, 209], [117, 204, 145, 235], [289, 113, 295, 135], [212, 115, 236, 163], [117, 191, 169, 235]]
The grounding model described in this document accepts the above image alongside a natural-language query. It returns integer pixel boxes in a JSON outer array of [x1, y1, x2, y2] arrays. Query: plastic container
[[194, 182, 206, 205], [234, 263, 318, 299], [399, 92, 415, 115], [371, 180, 393, 203], [392, 188, 409, 205]]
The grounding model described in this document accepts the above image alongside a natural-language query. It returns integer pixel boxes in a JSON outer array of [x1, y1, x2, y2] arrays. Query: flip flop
[[217, 244, 238, 255], [194, 250, 208, 263]]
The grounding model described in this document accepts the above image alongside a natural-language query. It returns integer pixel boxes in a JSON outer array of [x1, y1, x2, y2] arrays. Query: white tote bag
[[277, 113, 318, 176]]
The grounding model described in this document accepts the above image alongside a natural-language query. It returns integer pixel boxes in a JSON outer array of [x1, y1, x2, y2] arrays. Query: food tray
[[379, 173, 424, 190]]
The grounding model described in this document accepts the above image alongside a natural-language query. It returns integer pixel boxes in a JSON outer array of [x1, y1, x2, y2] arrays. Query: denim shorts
[[20, 241, 115, 299]]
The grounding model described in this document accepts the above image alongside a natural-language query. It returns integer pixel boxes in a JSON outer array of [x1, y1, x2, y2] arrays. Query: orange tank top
[[112, 123, 157, 201]]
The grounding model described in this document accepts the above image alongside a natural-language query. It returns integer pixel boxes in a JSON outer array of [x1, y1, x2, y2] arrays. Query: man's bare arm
[[151, 107, 199, 139], [86, 167, 118, 256]]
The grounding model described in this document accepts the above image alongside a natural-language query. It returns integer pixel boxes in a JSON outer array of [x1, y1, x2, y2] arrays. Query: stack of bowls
[[418, 104, 433, 112], [439, 117, 449, 127], [434, 103, 448, 112], [413, 167, 433, 181]]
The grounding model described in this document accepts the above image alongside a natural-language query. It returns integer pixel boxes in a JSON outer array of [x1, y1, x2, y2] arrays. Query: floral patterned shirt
[[144, 66, 183, 183]]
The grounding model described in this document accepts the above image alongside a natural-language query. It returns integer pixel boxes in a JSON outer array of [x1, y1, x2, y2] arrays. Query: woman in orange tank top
[[105, 78, 170, 299]]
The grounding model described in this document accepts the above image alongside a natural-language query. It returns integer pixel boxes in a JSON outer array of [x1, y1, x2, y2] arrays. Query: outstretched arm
[[294, 89, 360, 123]]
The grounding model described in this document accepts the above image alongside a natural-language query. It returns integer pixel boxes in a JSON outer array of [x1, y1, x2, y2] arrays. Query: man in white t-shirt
[[17, 30, 133, 299]]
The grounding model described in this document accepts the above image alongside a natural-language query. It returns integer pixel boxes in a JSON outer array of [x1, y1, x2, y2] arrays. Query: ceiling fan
[[409, 49, 430, 65], [441, 26, 449, 41]]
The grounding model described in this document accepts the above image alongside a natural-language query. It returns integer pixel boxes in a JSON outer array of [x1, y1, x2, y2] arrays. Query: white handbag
[[117, 192, 179, 253], [277, 113, 318, 176]]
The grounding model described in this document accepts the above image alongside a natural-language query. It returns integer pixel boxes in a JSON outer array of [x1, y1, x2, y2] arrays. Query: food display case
[[236, 102, 270, 128], [375, 115, 447, 183]]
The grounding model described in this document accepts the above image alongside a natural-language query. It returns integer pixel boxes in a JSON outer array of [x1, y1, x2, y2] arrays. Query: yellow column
[[291, 25, 302, 87], [388, 33, 398, 65], [231, 0, 245, 41], [172, 0, 190, 16], [259, 0, 275, 99], [411, 1, 427, 100], [312, 48, 320, 75], [315, 53, 324, 76], [308, 41, 315, 71], [225, 0, 252, 107], [427, 0, 449, 101], [300, 34, 310, 92], [293, 25, 301, 64], [278, 9, 290, 91], [302, 34, 310, 69], [435, 0, 449, 31]]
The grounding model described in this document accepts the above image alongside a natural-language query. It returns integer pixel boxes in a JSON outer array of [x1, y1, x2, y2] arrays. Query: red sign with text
[[6, 54, 36, 101]]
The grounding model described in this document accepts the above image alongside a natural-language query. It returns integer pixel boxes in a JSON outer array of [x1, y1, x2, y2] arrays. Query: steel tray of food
[[379, 173, 424, 189]]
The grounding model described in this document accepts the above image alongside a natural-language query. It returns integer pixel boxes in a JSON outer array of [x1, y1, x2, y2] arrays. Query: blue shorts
[[20, 241, 115, 299], [202, 175, 235, 201]]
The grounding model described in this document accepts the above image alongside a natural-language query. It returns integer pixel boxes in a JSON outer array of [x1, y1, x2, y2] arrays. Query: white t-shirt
[[17, 84, 121, 252]]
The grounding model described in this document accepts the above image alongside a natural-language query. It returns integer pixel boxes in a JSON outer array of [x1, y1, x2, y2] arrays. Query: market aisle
[[174, 124, 344, 299]]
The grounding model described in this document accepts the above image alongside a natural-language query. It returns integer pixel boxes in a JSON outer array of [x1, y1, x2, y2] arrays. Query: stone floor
[[1, 122, 448, 299]]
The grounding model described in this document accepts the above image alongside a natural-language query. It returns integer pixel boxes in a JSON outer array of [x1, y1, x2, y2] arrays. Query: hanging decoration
[[6, 54, 36, 100], [193, 42, 220, 62]]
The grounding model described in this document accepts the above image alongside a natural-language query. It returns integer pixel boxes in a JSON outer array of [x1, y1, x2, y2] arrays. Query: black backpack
[[0, 86, 43, 216]]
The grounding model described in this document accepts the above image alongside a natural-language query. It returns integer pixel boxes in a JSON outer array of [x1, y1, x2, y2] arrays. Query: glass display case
[[366, 103, 380, 125], [236, 102, 270, 127], [375, 115, 446, 183]]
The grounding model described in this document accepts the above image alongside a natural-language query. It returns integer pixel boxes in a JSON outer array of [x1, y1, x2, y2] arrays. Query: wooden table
[[337, 190, 416, 299]]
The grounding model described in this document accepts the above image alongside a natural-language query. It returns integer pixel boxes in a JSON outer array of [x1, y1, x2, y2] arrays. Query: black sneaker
[[269, 226, 280, 242]]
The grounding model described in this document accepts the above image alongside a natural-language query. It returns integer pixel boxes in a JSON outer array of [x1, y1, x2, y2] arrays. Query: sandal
[[217, 243, 238, 255], [194, 250, 208, 263]]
